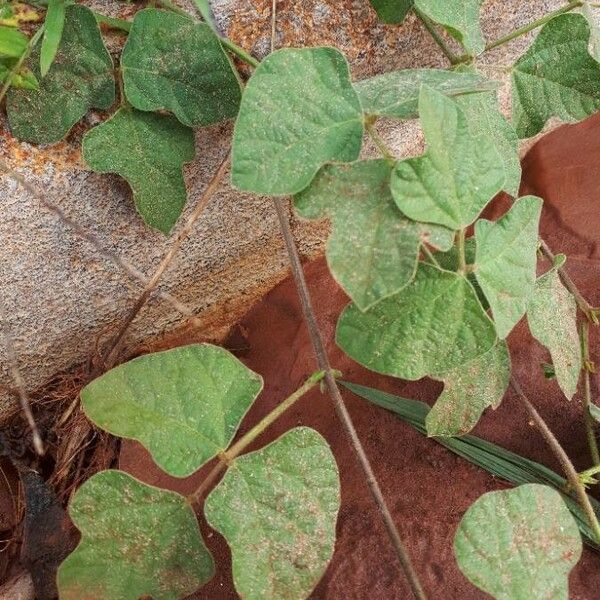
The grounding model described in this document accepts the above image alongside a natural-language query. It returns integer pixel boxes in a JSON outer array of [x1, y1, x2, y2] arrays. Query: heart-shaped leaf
[[205, 427, 340, 600], [414, 0, 485, 56], [231, 47, 364, 195], [121, 8, 241, 127], [294, 159, 452, 311], [391, 86, 504, 230], [527, 266, 582, 400], [82, 107, 195, 234], [512, 13, 600, 138], [336, 262, 497, 380], [427, 341, 510, 437], [7, 4, 114, 144], [474, 196, 542, 339], [455, 484, 582, 600], [80, 344, 263, 477], [58, 470, 214, 600], [355, 68, 497, 120], [368, 0, 413, 24]]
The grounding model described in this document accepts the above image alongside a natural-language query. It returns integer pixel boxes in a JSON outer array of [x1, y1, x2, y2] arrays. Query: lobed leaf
[[40, 0, 66, 77], [205, 427, 340, 600], [455, 484, 582, 600], [6, 4, 114, 144], [231, 47, 364, 195], [294, 159, 451, 311], [0, 24, 27, 57], [427, 341, 511, 437], [355, 68, 497, 120], [512, 13, 600, 138], [121, 9, 241, 127], [336, 262, 497, 381], [391, 86, 504, 230], [414, 0, 485, 55], [58, 470, 214, 600], [527, 266, 582, 400], [474, 196, 542, 339], [368, 0, 413, 24], [80, 344, 263, 477], [82, 108, 195, 234]]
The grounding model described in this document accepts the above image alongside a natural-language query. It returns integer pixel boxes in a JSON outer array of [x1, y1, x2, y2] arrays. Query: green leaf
[[205, 427, 340, 600], [512, 13, 600, 139], [455, 484, 582, 600], [590, 403, 600, 423], [527, 266, 582, 400], [294, 159, 451, 311], [0, 60, 38, 89], [6, 4, 114, 144], [426, 341, 510, 437], [231, 47, 364, 195], [40, 0, 66, 77], [80, 344, 263, 477], [336, 262, 496, 380], [579, 3, 600, 62], [0, 24, 27, 57], [58, 470, 214, 600], [121, 9, 241, 127], [82, 108, 195, 234], [414, 0, 485, 55], [355, 68, 497, 120], [474, 196, 542, 339], [391, 86, 504, 230], [368, 0, 413, 24], [456, 89, 521, 197]]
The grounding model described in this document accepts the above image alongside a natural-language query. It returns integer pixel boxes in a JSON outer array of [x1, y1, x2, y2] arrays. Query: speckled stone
[[0, 0, 571, 410]]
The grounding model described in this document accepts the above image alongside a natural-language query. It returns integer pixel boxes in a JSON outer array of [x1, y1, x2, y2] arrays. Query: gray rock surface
[[0, 0, 570, 411]]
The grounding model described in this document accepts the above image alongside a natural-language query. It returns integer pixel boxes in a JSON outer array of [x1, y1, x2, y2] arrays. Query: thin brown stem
[[101, 151, 231, 371], [272, 197, 427, 600], [580, 321, 600, 466], [511, 377, 600, 543], [270, 0, 277, 53]]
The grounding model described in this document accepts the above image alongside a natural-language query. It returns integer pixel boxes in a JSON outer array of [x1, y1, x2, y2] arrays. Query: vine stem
[[456, 229, 467, 273], [100, 150, 231, 372], [483, 0, 584, 52], [511, 377, 600, 543], [272, 198, 427, 600], [580, 321, 600, 465], [413, 7, 460, 65], [188, 370, 327, 505]]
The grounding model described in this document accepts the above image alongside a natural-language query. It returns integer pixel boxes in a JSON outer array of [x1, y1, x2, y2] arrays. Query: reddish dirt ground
[[121, 113, 600, 598]]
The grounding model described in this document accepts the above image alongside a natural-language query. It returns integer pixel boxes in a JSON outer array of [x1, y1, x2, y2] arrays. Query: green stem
[[581, 321, 600, 466], [0, 24, 44, 104], [365, 121, 396, 163], [484, 0, 584, 52], [188, 370, 328, 504], [94, 12, 131, 32], [421, 244, 441, 268], [414, 7, 461, 65], [456, 229, 467, 273]]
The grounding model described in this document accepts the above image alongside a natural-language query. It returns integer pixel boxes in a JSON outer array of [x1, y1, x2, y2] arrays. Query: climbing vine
[[4, 0, 600, 598]]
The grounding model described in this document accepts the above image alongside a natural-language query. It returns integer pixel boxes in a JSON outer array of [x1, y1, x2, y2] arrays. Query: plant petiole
[[365, 119, 396, 164], [456, 229, 467, 274], [413, 7, 461, 65]]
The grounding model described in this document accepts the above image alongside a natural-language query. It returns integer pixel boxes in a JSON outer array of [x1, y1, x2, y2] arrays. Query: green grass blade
[[40, 0, 66, 76], [342, 381, 600, 551]]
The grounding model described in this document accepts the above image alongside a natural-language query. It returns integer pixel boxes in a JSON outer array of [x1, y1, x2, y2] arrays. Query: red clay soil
[[120, 113, 600, 599]]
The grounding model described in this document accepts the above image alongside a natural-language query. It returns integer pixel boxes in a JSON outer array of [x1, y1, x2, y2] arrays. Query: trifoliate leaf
[[456, 89, 521, 197], [355, 68, 497, 119], [6, 4, 114, 144], [82, 108, 195, 234], [231, 47, 364, 195], [391, 86, 504, 230], [427, 341, 510, 437], [40, 0, 66, 77], [58, 470, 214, 600], [474, 196, 542, 339], [527, 266, 582, 400], [205, 427, 340, 600], [455, 484, 582, 600], [294, 159, 448, 311], [368, 0, 413, 24], [80, 344, 263, 477], [336, 262, 496, 380], [0, 24, 27, 57], [121, 9, 241, 127], [512, 13, 600, 139], [414, 0, 485, 55]]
